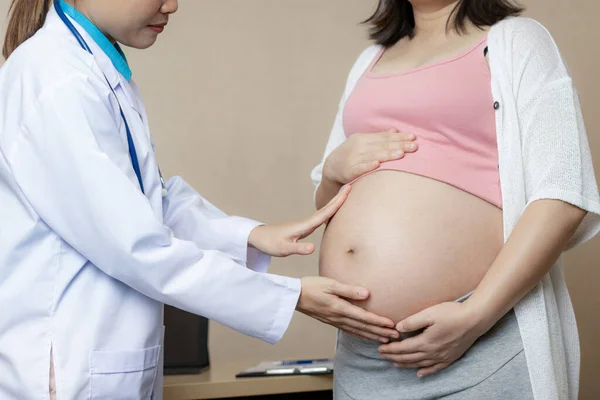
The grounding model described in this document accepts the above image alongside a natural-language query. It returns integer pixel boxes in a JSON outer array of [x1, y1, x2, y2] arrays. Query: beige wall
[[1, 0, 599, 398]]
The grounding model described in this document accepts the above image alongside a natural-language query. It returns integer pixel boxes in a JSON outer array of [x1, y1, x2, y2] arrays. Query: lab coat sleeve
[[7, 77, 300, 344], [162, 176, 270, 273]]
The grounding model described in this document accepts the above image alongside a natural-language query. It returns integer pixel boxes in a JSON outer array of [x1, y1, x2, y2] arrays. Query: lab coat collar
[[58, 0, 132, 82], [45, 6, 119, 89], [45, 5, 143, 117]]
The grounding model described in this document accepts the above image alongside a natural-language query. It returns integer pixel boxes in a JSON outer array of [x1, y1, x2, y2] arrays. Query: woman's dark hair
[[365, 0, 524, 47]]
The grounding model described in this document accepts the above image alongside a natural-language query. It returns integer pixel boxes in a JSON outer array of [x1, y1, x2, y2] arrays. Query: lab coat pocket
[[89, 345, 161, 400]]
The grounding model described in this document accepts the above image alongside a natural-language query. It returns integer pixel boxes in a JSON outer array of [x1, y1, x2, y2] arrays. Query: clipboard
[[236, 359, 334, 378]]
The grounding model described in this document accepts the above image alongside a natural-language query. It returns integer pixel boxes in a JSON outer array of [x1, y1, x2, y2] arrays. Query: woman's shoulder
[[353, 45, 382, 67], [490, 17, 561, 54], [490, 16, 569, 80], [342, 45, 382, 91], [492, 16, 546, 32]]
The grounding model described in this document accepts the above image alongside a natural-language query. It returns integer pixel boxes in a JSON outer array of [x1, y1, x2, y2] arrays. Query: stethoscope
[[54, 0, 168, 197]]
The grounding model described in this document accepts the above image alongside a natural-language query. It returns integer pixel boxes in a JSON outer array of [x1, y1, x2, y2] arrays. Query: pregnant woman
[[311, 0, 600, 399]]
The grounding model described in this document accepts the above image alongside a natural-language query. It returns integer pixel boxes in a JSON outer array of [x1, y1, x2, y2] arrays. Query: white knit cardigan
[[311, 17, 600, 400]]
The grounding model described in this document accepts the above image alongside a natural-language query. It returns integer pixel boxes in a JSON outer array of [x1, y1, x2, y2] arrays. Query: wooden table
[[163, 361, 334, 400]]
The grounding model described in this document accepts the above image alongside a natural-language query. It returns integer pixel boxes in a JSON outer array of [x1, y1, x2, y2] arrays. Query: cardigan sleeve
[[513, 19, 600, 249]]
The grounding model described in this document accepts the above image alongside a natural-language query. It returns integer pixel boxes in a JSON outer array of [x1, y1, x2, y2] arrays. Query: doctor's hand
[[297, 277, 400, 343], [377, 302, 485, 377], [248, 185, 351, 257], [323, 129, 417, 186]]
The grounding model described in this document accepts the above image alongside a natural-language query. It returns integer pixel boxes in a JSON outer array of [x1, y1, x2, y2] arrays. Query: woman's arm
[[465, 200, 585, 332]]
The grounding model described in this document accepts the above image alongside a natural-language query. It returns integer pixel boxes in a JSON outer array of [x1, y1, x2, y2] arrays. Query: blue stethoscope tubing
[[54, 0, 167, 196]]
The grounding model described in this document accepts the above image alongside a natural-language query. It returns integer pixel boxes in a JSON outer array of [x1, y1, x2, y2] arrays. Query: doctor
[[0, 0, 407, 399]]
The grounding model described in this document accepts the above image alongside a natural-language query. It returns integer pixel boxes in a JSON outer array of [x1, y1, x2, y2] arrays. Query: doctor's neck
[[65, 0, 118, 44]]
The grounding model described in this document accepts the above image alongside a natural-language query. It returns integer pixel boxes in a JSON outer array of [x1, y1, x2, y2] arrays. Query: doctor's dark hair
[[365, 0, 523, 47], [2, 0, 52, 59]]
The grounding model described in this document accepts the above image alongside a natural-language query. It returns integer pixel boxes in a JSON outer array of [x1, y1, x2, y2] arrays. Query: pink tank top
[[344, 37, 502, 208]]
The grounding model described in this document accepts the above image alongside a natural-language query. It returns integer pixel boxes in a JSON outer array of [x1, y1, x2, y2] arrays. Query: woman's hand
[[377, 302, 485, 377], [297, 276, 400, 343], [323, 130, 417, 186], [248, 185, 350, 257]]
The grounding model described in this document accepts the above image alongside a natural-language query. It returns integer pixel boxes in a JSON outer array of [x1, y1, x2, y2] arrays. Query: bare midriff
[[319, 171, 504, 324]]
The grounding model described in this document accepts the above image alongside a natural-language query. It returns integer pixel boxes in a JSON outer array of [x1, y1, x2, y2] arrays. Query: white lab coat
[[0, 6, 301, 400]]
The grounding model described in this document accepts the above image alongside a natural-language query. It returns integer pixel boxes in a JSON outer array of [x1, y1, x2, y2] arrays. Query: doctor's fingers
[[328, 296, 395, 329], [279, 241, 316, 256], [335, 317, 400, 342], [339, 326, 391, 343], [295, 185, 351, 237]]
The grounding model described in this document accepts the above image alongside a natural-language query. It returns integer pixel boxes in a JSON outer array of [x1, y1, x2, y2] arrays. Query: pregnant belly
[[319, 171, 504, 324]]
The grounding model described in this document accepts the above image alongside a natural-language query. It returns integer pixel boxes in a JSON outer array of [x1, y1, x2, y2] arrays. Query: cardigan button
[[493, 101, 500, 110]]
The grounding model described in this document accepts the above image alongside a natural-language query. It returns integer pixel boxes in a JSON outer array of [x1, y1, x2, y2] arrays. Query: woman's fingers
[[392, 359, 437, 369], [374, 139, 417, 153], [417, 363, 449, 378], [343, 131, 418, 182], [380, 351, 431, 364], [378, 336, 425, 354], [372, 149, 405, 163], [397, 309, 434, 333], [381, 352, 429, 363], [359, 137, 418, 164], [399, 141, 418, 153], [368, 131, 415, 143]]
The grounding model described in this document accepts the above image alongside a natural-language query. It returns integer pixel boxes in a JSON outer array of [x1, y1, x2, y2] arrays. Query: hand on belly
[[377, 300, 488, 378]]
